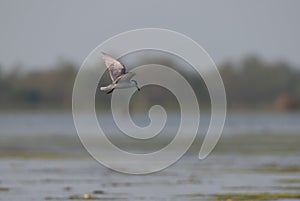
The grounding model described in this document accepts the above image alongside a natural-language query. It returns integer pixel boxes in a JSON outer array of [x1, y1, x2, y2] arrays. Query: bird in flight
[[100, 52, 140, 94]]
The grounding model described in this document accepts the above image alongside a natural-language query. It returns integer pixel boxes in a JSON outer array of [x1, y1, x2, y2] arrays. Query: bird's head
[[131, 80, 140, 91]]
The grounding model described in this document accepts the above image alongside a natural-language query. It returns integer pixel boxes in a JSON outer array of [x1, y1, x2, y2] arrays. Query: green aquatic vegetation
[[68, 195, 123, 200], [225, 185, 300, 191], [0, 187, 9, 191], [176, 194, 205, 198], [214, 193, 300, 201], [273, 186, 300, 191], [0, 152, 86, 159], [277, 178, 300, 184], [247, 163, 300, 174], [255, 165, 300, 173], [222, 186, 260, 190], [69, 195, 97, 200]]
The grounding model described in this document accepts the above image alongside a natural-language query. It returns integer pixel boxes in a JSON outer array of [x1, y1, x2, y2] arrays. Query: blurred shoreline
[[1, 130, 299, 157], [1, 111, 299, 157], [0, 56, 300, 112]]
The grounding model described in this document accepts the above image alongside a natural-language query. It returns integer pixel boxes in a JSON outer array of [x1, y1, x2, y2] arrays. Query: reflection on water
[[0, 112, 300, 200], [0, 153, 299, 200], [1, 112, 300, 136]]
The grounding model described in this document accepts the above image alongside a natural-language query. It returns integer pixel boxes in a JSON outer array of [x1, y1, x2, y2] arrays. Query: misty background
[[1, 1, 300, 200], [1, 0, 300, 111], [1, 1, 300, 70]]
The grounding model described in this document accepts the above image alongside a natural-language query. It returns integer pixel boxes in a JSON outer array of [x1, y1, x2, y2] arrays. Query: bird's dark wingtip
[[106, 88, 114, 94], [101, 52, 108, 57]]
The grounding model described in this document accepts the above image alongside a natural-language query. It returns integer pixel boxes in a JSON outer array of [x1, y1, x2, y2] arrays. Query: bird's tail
[[100, 84, 114, 91], [100, 86, 115, 94], [100, 86, 108, 91]]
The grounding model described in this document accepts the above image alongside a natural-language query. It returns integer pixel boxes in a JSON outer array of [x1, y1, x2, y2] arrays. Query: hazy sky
[[0, 0, 299, 70]]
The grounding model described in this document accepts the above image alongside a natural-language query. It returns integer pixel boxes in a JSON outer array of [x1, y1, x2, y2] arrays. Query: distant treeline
[[220, 56, 300, 110], [0, 61, 76, 110], [0, 56, 299, 111]]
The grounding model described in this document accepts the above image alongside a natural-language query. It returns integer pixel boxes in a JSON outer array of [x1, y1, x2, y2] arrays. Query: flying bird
[[100, 52, 140, 94]]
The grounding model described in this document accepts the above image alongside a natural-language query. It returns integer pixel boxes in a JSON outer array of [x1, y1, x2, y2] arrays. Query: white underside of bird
[[100, 52, 140, 94]]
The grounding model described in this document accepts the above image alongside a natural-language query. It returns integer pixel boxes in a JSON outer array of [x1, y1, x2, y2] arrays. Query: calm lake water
[[1, 112, 300, 136], [0, 112, 300, 200]]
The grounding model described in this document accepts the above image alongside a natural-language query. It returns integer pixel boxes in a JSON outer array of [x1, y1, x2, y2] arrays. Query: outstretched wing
[[102, 52, 126, 82], [114, 72, 136, 84]]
